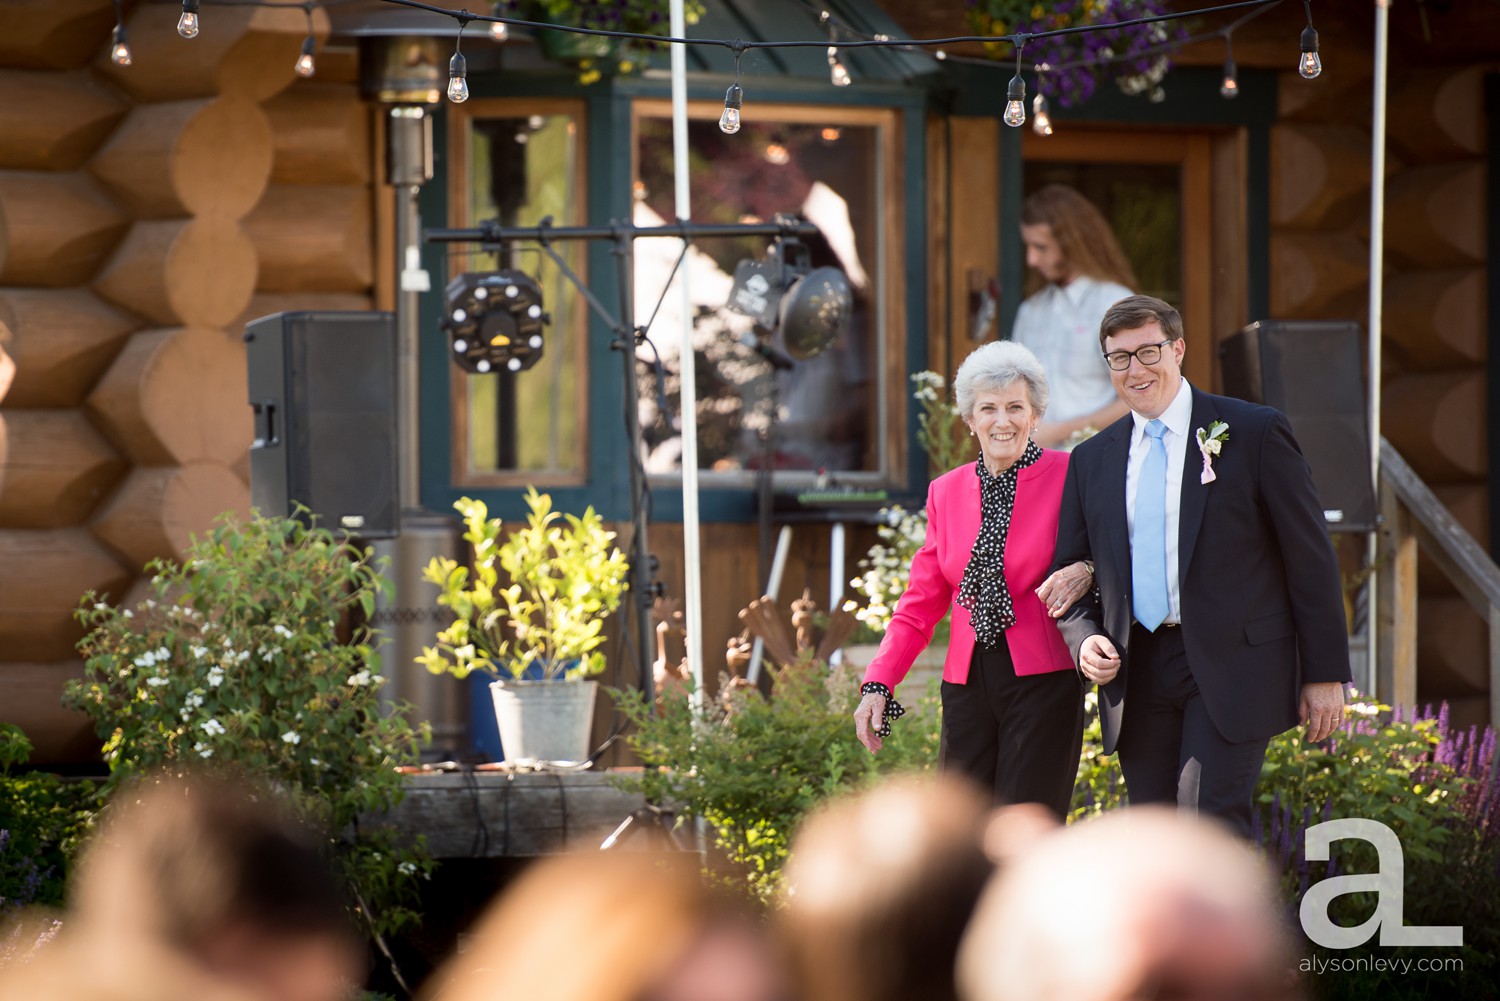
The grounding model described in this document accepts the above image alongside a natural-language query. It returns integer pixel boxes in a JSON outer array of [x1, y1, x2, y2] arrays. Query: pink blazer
[[863, 450, 1074, 690]]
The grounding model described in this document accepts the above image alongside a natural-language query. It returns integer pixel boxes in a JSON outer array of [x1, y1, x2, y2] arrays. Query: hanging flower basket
[[535, 26, 618, 64]]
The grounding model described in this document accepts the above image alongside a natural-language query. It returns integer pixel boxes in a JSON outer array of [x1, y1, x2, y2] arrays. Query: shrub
[[65, 511, 431, 939], [616, 662, 942, 904], [0, 725, 95, 915]]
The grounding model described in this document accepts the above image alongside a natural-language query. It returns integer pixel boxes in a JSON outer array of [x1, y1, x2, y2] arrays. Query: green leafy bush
[[418, 488, 629, 681], [64, 511, 431, 938], [617, 662, 941, 904], [0, 725, 95, 914]]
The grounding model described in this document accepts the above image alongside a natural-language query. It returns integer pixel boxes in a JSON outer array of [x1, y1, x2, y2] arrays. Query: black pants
[[1115, 623, 1270, 838], [939, 641, 1085, 819]]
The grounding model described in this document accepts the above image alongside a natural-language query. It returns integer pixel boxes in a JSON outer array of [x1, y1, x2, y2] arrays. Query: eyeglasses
[[1103, 339, 1175, 371]]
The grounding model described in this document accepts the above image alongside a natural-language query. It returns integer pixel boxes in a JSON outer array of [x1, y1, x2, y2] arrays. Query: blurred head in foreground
[[958, 807, 1297, 1001], [779, 776, 1000, 1001], [428, 851, 786, 1001], [1, 771, 360, 1001]]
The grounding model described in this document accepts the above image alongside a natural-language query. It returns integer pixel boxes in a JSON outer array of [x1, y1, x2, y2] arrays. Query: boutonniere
[[1195, 421, 1229, 484]]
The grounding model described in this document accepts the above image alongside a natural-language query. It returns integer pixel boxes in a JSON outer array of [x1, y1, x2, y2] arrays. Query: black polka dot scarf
[[956, 441, 1043, 650], [860, 681, 904, 738]]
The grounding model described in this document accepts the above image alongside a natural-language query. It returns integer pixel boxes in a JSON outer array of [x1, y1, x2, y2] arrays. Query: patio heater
[[357, 29, 466, 757]]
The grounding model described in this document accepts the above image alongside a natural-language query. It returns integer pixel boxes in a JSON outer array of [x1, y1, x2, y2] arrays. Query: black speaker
[[245, 311, 400, 539], [1219, 320, 1376, 532]]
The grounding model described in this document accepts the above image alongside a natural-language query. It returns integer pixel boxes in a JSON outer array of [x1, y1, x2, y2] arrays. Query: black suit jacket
[[1054, 387, 1352, 753]]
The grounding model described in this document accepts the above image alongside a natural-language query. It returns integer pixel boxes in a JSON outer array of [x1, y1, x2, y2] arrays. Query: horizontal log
[[1383, 162, 1484, 269], [263, 84, 372, 186], [0, 528, 131, 661], [1381, 370, 1484, 482], [93, 219, 258, 329], [232, 292, 374, 336], [0, 68, 128, 170], [1383, 268, 1483, 370], [88, 97, 273, 221], [0, 171, 129, 286], [244, 185, 373, 293], [1388, 66, 1486, 164], [90, 462, 251, 570], [87, 327, 251, 467], [0, 1, 116, 71], [0, 661, 99, 765], [0, 288, 138, 408], [96, 5, 330, 104], [374, 771, 650, 857], [0, 409, 128, 528], [1271, 125, 1381, 230], [1268, 230, 1368, 318], [1417, 595, 1487, 695]]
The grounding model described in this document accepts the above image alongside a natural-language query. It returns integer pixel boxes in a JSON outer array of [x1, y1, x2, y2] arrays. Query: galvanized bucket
[[489, 679, 598, 766]]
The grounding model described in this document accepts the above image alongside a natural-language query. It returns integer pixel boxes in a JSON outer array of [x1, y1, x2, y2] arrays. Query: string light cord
[[372, 0, 1284, 55]]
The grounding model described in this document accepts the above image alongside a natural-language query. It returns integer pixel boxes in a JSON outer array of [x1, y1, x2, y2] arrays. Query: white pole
[[1365, 0, 1391, 699], [669, 0, 704, 705]]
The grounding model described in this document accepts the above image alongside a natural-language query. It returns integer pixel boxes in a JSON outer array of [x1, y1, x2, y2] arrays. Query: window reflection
[[459, 109, 585, 480], [633, 116, 883, 478]]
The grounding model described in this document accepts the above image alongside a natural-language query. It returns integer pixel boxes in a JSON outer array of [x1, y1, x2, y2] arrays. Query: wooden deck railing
[[1375, 438, 1500, 725]]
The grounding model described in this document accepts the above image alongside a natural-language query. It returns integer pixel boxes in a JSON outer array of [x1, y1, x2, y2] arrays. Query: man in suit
[[1051, 294, 1349, 835]]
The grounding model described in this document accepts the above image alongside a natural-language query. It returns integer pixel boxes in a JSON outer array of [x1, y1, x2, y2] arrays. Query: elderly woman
[[853, 341, 1092, 817]]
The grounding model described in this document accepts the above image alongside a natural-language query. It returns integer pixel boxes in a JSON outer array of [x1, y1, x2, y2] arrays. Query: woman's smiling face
[[966, 379, 1038, 475]]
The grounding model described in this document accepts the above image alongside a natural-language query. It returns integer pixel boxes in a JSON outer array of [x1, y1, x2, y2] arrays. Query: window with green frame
[[630, 101, 905, 486], [448, 100, 588, 485]]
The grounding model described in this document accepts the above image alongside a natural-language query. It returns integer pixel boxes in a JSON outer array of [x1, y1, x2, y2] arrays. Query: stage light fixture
[[442, 271, 548, 374], [726, 235, 851, 361]]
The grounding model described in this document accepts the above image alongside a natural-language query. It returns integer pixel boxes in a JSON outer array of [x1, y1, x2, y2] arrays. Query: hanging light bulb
[[1220, 58, 1239, 98], [177, 0, 200, 38], [448, 51, 469, 102], [489, 2, 509, 42], [1298, 24, 1322, 79], [1003, 73, 1026, 127], [1031, 93, 1052, 136], [720, 82, 743, 134], [295, 35, 316, 77], [110, 23, 133, 66], [828, 46, 851, 87]]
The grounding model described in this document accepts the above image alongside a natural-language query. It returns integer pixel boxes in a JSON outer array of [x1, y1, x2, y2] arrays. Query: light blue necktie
[[1132, 419, 1170, 631]]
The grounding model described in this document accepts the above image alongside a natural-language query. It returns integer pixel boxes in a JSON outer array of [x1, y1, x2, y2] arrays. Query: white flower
[[398, 862, 417, 876], [185, 693, 204, 709], [133, 652, 157, 668], [309, 757, 322, 767], [146, 676, 169, 688], [235, 650, 251, 663], [348, 670, 372, 687], [206, 667, 225, 687], [121, 609, 132, 619], [155, 646, 170, 660], [194, 742, 213, 759], [93, 602, 109, 612], [280, 730, 301, 745], [257, 646, 273, 660], [201, 718, 226, 736], [190, 646, 209, 660], [273, 624, 294, 639], [143, 599, 157, 610]]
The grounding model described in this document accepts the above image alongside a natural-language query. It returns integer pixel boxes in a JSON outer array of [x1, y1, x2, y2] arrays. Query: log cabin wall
[[0, 2, 374, 763], [1271, 59, 1494, 728]]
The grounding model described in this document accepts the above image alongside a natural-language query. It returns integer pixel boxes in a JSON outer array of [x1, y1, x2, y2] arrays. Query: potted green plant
[[418, 488, 629, 765]]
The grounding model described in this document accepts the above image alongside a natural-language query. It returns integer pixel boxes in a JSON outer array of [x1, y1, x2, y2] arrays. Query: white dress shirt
[[1125, 378, 1194, 625], [1012, 276, 1134, 423]]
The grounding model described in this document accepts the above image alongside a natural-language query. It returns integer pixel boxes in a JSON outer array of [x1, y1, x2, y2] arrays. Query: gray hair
[[953, 340, 1049, 421]]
